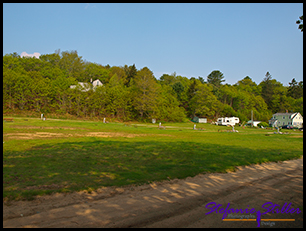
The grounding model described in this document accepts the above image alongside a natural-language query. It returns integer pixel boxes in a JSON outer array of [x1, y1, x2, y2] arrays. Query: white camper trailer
[[216, 117, 240, 126]]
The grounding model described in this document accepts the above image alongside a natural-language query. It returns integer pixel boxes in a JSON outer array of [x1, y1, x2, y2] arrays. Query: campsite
[[3, 116, 303, 228], [3, 116, 303, 201], [3, 3, 303, 227]]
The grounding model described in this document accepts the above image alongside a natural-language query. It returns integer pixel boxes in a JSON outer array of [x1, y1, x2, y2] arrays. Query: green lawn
[[3, 117, 303, 201]]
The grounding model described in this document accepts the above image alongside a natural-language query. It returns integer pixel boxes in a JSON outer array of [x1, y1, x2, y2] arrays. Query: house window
[[283, 116, 285, 119], [283, 122, 285, 125]]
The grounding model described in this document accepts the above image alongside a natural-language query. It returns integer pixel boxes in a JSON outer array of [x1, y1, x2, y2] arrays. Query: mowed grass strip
[[3, 117, 303, 201]]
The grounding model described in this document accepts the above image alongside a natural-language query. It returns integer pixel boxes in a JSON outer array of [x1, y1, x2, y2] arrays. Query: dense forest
[[3, 50, 303, 123]]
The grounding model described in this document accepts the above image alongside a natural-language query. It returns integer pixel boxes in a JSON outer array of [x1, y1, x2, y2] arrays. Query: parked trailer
[[216, 117, 240, 126]]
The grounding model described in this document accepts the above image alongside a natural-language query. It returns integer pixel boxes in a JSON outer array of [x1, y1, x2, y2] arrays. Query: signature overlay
[[205, 202, 301, 227]]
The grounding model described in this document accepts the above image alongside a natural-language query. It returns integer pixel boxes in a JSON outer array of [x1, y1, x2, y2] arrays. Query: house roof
[[290, 112, 301, 120], [273, 112, 302, 115], [273, 112, 295, 116], [271, 112, 302, 120], [92, 79, 102, 83], [92, 79, 103, 87]]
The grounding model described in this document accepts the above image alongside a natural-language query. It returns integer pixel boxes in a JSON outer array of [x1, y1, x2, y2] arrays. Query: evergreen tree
[[124, 64, 137, 87], [207, 70, 225, 88], [260, 72, 274, 110], [288, 78, 303, 99]]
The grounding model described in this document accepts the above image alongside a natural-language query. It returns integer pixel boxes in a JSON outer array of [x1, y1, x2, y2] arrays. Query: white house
[[269, 112, 303, 128], [92, 79, 103, 90], [70, 79, 103, 92], [70, 82, 91, 92], [216, 117, 240, 126]]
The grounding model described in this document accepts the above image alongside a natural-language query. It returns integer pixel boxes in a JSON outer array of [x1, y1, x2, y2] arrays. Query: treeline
[[3, 50, 303, 123]]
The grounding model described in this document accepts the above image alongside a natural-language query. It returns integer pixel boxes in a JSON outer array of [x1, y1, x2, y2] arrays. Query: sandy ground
[[3, 131, 172, 140], [3, 157, 303, 228]]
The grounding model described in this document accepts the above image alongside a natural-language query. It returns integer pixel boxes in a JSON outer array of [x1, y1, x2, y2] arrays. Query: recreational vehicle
[[216, 117, 240, 126]]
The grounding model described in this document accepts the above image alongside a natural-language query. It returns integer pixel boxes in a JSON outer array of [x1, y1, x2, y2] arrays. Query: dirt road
[[3, 157, 303, 228]]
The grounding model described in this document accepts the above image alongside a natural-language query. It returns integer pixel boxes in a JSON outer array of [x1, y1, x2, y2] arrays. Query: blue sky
[[3, 3, 303, 85]]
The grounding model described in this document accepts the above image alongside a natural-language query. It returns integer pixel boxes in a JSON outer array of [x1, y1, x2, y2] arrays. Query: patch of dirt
[[3, 132, 171, 140], [3, 132, 71, 140], [82, 132, 146, 138], [82, 132, 171, 138], [3, 157, 303, 228], [9, 125, 87, 130]]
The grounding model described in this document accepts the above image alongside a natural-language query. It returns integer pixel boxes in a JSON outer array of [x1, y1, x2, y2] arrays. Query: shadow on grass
[[3, 139, 302, 200]]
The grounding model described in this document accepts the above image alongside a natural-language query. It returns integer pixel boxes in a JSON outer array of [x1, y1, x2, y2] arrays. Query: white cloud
[[20, 52, 40, 59], [84, 3, 96, 9]]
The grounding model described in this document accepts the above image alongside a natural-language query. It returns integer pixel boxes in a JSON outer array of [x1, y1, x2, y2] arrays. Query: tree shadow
[[3, 139, 302, 201]]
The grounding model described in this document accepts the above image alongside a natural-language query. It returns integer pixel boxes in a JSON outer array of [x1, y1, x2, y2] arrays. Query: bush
[[257, 122, 269, 128]]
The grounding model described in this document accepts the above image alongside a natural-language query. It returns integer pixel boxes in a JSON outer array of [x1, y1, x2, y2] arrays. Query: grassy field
[[3, 117, 303, 201]]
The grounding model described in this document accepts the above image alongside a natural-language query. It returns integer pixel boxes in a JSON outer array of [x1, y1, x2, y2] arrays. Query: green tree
[[59, 50, 84, 81], [296, 15, 303, 32], [235, 76, 261, 95], [108, 66, 127, 85], [67, 86, 88, 117], [171, 81, 185, 102], [104, 73, 131, 119], [260, 72, 274, 110], [3, 68, 18, 110], [26, 71, 52, 112], [123, 64, 137, 87], [207, 70, 225, 99], [39, 53, 61, 68], [159, 73, 176, 86], [14, 73, 32, 110], [207, 70, 225, 89], [50, 74, 77, 114], [253, 95, 271, 121], [156, 85, 186, 122], [175, 75, 190, 107], [219, 84, 237, 107], [269, 79, 288, 113], [189, 84, 220, 119], [20, 56, 43, 72], [198, 76, 206, 84], [218, 103, 237, 118], [287, 78, 303, 99], [3, 53, 21, 70], [83, 62, 109, 84], [88, 85, 106, 117], [292, 97, 303, 116], [187, 77, 201, 100], [132, 67, 160, 119]]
